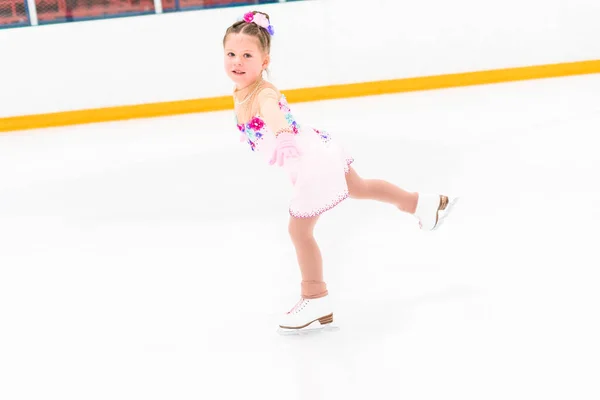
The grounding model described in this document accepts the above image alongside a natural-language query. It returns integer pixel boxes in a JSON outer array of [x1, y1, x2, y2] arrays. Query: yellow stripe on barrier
[[1, 60, 599, 133]]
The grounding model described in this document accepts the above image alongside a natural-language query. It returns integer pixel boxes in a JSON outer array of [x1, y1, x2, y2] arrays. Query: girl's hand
[[269, 132, 301, 167]]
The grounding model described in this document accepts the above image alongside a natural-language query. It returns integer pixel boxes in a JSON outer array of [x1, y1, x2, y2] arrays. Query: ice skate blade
[[277, 321, 339, 336], [432, 197, 459, 231]]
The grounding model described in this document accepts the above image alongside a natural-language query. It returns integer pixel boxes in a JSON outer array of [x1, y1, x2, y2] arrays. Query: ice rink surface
[[1, 74, 599, 399]]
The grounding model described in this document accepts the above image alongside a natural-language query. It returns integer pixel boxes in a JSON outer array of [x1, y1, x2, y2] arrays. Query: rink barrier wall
[[1, 59, 599, 133]]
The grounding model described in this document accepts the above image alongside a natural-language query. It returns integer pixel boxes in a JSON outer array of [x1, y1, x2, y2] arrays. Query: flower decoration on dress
[[314, 128, 330, 143], [248, 116, 265, 131], [242, 12, 275, 36], [278, 101, 290, 113]]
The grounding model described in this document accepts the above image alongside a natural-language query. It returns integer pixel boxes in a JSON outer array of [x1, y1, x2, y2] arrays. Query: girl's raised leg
[[345, 166, 457, 230], [345, 166, 419, 213]]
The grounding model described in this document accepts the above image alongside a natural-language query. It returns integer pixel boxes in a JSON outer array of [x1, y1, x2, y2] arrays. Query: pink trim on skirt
[[289, 158, 354, 219]]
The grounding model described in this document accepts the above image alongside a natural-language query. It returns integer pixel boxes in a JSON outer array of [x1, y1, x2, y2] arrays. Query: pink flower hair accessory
[[241, 12, 275, 36], [242, 12, 254, 23]]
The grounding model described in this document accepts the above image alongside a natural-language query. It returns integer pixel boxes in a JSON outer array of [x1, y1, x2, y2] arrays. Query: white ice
[[1, 74, 599, 400]]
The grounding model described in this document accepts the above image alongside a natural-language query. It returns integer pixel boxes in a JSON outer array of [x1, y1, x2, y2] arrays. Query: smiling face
[[224, 33, 270, 90]]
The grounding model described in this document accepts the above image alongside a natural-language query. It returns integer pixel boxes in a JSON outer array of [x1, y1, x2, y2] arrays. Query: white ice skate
[[414, 193, 459, 231], [277, 295, 338, 335]]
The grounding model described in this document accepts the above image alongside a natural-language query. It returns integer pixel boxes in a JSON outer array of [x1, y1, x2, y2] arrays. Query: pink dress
[[236, 94, 354, 218]]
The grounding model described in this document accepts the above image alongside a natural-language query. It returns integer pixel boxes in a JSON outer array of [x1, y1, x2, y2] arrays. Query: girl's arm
[[257, 88, 292, 136], [257, 88, 300, 167]]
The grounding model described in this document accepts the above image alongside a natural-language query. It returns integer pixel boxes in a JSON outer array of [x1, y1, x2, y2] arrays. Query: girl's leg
[[345, 166, 419, 213], [288, 214, 328, 299]]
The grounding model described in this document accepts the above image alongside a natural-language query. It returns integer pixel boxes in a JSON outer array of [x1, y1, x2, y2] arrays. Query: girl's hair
[[222, 11, 272, 55]]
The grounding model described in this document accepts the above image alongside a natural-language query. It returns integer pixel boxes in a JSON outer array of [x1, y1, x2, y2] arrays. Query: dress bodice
[[234, 92, 333, 159], [235, 94, 300, 152]]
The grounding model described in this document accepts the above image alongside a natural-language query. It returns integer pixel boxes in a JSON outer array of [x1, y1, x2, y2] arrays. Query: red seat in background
[[0, 0, 28, 25], [164, 0, 256, 12], [35, 0, 155, 23], [0, 0, 263, 26]]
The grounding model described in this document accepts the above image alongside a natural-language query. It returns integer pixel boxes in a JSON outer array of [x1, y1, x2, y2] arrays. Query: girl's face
[[224, 33, 269, 89]]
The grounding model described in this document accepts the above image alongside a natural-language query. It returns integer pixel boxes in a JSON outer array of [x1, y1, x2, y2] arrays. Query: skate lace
[[287, 298, 308, 314]]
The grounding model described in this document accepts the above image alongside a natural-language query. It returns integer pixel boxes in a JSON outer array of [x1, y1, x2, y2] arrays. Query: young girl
[[224, 11, 457, 333]]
